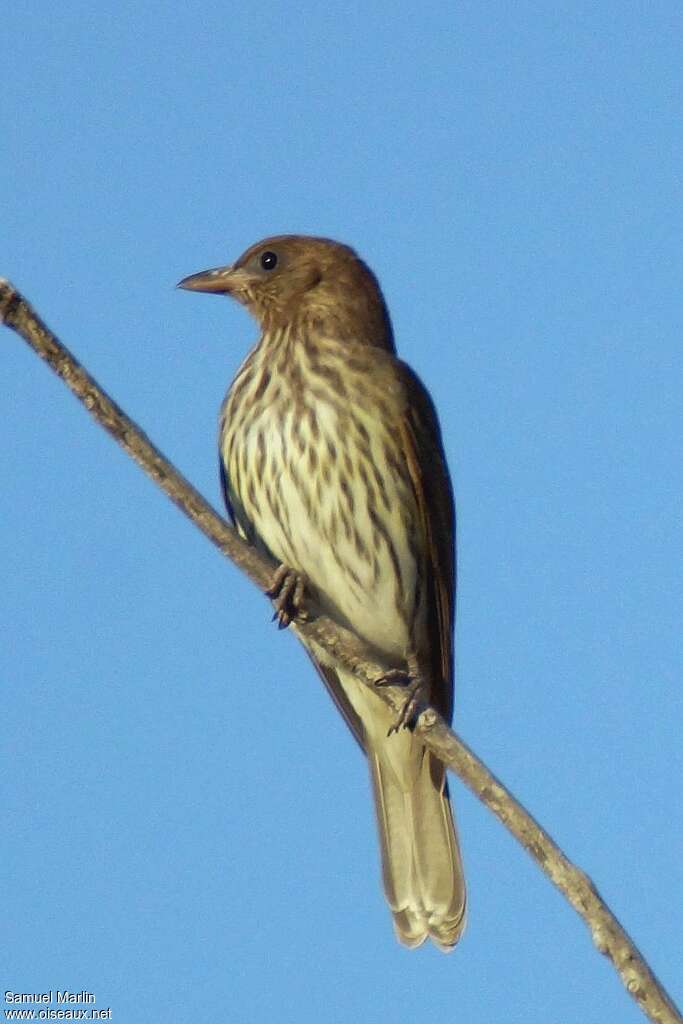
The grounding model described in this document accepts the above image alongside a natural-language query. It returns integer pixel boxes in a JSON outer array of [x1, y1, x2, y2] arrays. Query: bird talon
[[375, 669, 427, 735], [265, 563, 289, 599], [374, 668, 411, 689], [266, 564, 307, 629]]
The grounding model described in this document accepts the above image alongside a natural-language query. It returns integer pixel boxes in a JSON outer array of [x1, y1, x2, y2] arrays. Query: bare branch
[[2, 278, 680, 1024]]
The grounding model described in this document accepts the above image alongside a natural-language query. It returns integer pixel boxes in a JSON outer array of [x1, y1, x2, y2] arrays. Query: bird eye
[[260, 250, 278, 271]]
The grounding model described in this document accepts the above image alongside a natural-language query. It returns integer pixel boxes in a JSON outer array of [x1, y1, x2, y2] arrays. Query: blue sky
[[3, 3, 681, 1022]]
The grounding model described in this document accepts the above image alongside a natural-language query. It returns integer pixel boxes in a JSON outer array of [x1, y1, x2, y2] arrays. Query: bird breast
[[220, 336, 425, 662]]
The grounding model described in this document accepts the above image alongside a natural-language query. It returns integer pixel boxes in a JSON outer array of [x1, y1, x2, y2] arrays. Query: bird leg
[[266, 563, 307, 629], [374, 650, 428, 735]]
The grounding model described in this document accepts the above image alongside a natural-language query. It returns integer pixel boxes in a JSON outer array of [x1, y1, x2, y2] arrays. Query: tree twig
[[2, 278, 680, 1024]]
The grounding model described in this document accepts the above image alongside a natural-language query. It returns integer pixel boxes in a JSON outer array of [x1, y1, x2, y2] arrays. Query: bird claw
[[266, 564, 307, 629], [374, 669, 427, 735]]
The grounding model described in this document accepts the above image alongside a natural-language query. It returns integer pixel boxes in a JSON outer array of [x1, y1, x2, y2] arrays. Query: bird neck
[[261, 299, 395, 354]]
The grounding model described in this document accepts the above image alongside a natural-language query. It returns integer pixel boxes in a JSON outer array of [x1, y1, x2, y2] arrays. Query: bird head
[[177, 234, 395, 350]]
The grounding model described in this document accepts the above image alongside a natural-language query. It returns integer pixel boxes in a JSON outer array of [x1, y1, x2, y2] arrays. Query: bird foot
[[266, 564, 307, 629], [374, 668, 428, 735]]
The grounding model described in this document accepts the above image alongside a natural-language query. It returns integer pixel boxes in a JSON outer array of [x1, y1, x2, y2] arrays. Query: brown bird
[[178, 235, 466, 950]]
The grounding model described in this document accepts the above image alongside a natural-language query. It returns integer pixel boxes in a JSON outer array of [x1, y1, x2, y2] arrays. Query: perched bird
[[178, 236, 466, 950]]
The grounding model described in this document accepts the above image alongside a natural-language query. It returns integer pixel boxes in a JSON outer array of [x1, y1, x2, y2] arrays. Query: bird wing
[[219, 456, 236, 528], [219, 453, 259, 546], [396, 363, 455, 722], [302, 654, 367, 752], [307, 361, 455, 742]]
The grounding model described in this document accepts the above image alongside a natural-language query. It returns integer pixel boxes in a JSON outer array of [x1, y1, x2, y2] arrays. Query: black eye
[[260, 250, 278, 271]]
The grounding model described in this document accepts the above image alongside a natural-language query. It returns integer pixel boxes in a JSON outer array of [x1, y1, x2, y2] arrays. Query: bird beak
[[176, 264, 240, 294]]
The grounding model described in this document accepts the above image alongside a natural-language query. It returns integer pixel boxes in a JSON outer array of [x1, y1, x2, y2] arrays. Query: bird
[[177, 235, 466, 950]]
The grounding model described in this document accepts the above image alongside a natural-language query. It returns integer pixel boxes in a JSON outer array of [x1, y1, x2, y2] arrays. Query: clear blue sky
[[3, 3, 681, 1022]]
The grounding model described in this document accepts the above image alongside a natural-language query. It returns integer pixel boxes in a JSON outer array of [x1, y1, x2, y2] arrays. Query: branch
[[2, 278, 680, 1024]]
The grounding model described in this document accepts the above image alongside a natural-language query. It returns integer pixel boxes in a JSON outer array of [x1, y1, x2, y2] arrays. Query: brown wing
[[396, 363, 456, 723], [303, 654, 367, 752], [305, 359, 455, 736]]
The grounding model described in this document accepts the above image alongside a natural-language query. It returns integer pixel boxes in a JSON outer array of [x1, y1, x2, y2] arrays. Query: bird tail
[[369, 747, 466, 951]]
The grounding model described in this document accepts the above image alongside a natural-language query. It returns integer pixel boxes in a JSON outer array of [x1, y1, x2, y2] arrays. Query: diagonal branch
[[2, 278, 680, 1024]]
